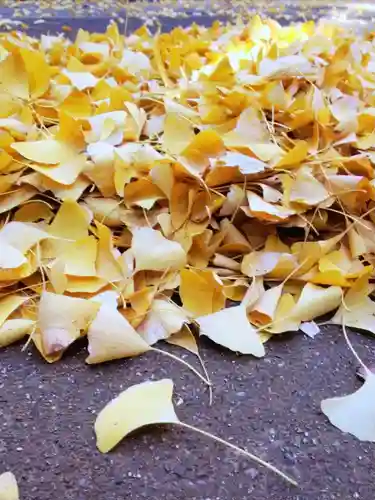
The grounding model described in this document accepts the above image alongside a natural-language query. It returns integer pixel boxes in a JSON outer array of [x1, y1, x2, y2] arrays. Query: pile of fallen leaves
[[2, 16, 375, 491]]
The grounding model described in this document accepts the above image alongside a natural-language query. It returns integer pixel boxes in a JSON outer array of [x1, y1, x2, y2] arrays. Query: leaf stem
[[176, 421, 298, 486], [197, 352, 213, 405], [151, 347, 211, 387], [342, 322, 369, 374]]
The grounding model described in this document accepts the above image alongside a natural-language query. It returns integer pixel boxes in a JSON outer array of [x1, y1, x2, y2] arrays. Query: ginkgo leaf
[[162, 113, 195, 155], [46, 258, 68, 294], [95, 379, 179, 452], [86, 302, 150, 364], [0, 319, 35, 348], [0, 53, 29, 99], [179, 269, 225, 317], [220, 152, 268, 175], [0, 471, 19, 500], [94, 377, 296, 484], [245, 192, 295, 222], [292, 283, 342, 322], [20, 47, 52, 98], [38, 291, 100, 355], [266, 293, 300, 334], [62, 69, 99, 90], [0, 222, 50, 254], [31, 155, 88, 185], [321, 371, 375, 441], [259, 55, 313, 78], [0, 242, 27, 269], [197, 305, 265, 357], [0, 295, 28, 327], [137, 299, 189, 345], [120, 49, 152, 75], [288, 168, 330, 206], [132, 227, 187, 272], [95, 221, 124, 283], [331, 275, 375, 334], [11, 140, 76, 164], [249, 284, 283, 326], [167, 326, 199, 355]]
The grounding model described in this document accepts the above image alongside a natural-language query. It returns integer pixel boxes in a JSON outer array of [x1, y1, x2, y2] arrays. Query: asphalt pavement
[[2, 326, 375, 500]]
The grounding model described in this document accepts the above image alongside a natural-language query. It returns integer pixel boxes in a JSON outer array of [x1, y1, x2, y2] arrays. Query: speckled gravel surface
[[0, 8, 375, 500], [1, 326, 375, 500]]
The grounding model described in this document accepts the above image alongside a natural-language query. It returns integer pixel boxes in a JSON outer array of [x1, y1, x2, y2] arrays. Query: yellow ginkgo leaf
[[0, 222, 50, 254], [249, 284, 283, 326], [292, 283, 342, 322], [331, 275, 375, 334], [0, 242, 27, 270], [0, 52, 29, 100], [95, 221, 124, 282], [65, 276, 107, 294], [0, 294, 29, 327], [287, 167, 330, 206], [20, 47, 52, 98], [179, 268, 225, 317], [267, 293, 300, 334], [197, 305, 265, 357], [275, 141, 310, 168], [245, 192, 295, 222], [132, 227, 187, 272], [137, 299, 189, 345], [167, 326, 199, 355], [58, 236, 97, 277], [31, 154, 88, 186], [51, 199, 91, 238], [46, 258, 68, 294], [0, 319, 35, 348], [0, 186, 37, 214], [321, 371, 375, 441], [86, 302, 150, 364], [0, 471, 19, 500], [11, 140, 76, 165], [94, 376, 296, 484], [162, 113, 195, 155], [95, 379, 179, 452], [220, 151, 268, 175], [62, 69, 99, 90], [14, 201, 54, 223], [38, 291, 100, 355]]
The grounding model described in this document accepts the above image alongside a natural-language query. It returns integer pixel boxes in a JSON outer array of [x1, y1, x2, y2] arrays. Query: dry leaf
[[38, 291, 100, 356], [0, 319, 35, 348], [132, 228, 186, 272], [94, 377, 296, 485], [86, 301, 150, 364], [292, 283, 342, 322], [0, 471, 19, 500], [321, 371, 375, 441], [180, 269, 225, 317], [197, 305, 265, 357], [95, 379, 179, 452], [137, 299, 189, 345], [331, 275, 375, 334]]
